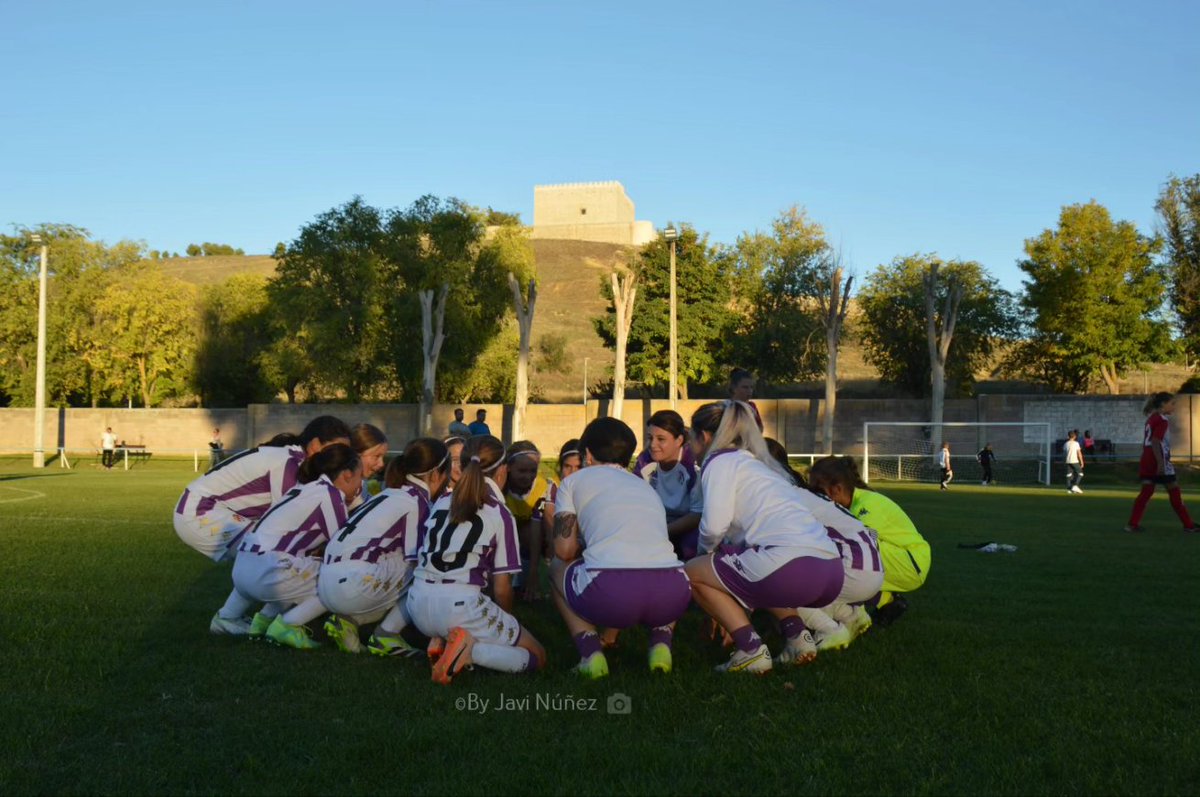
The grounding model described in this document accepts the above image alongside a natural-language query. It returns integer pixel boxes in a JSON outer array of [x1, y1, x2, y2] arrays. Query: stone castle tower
[[531, 181, 655, 246]]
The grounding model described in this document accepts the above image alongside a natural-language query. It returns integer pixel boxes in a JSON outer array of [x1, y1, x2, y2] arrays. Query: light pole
[[583, 357, 589, 409], [30, 234, 49, 468], [664, 225, 679, 409]]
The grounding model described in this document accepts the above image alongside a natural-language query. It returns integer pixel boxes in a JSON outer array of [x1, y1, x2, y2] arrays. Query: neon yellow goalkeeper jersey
[[849, 489, 925, 550]]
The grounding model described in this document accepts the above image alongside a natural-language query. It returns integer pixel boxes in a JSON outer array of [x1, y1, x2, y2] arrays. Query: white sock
[[797, 606, 841, 634], [281, 595, 327, 626], [375, 602, 410, 636], [827, 602, 855, 625], [472, 643, 534, 673], [217, 589, 254, 620]]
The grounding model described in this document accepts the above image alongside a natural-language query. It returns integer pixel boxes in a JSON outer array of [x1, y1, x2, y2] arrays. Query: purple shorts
[[564, 562, 691, 629], [710, 547, 844, 610]]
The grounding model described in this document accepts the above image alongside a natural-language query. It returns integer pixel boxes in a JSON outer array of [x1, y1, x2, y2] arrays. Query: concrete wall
[[4, 395, 1197, 461], [531, 181, 653, 246]]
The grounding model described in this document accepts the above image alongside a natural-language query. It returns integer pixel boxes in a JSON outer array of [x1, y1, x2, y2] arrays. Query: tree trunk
[[610, 271, 637, 421], [679, 380, 689, 401], [1099, 363, 1121, 395], [824, 331, 839, 454], [138, 356, 151, 408], [924, 261, 963, 462], [508, 274, 537, 442], [419, 284, 450, 436], [821, 266, 853, 455]]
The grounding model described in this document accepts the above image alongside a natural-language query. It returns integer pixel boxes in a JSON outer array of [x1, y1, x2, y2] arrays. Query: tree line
[[0, 174, 1197, 412]]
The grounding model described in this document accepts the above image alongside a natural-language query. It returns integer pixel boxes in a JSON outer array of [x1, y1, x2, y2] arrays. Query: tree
[[817, 254, 853, 454], [194, 274, 275, 406], [859, 255, 1017, 398], [1158, 174, 1200, 357], [1014, 201, 1169, 394], [594, 226, 733, 398], [608, 265, 638, 420], [535, 333, 570, 374], [269, 198, 389, 402], [508, 267, 538, 441], [924, 260, 964, 455], [186, 243, 201, 257]]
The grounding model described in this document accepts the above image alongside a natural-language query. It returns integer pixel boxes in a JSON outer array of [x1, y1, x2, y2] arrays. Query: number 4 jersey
[[409, 476, 521, 590]]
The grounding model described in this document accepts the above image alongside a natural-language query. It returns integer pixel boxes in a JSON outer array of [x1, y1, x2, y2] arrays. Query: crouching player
[[686, 401, 845, 674], [231, 445, 361, 649], [550, 418, 691, 679], [319, 438, 449, 656], [406, 436, 546, 685], [173, 415, 351, 635], [809, 456, 930, 626]]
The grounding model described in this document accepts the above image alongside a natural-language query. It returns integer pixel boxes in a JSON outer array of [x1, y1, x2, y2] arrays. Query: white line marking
[[0, 485, 46, 504], [0, 514, 163, 526]]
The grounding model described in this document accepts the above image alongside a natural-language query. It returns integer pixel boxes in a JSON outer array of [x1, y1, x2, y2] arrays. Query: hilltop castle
[[530, 181, 655, 247]]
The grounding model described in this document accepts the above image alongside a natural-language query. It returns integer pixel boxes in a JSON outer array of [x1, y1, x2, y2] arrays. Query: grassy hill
[[151, 250, 1191, 401]]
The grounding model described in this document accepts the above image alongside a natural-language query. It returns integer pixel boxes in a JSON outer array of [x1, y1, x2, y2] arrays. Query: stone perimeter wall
[[2, 395, 1195, 460]]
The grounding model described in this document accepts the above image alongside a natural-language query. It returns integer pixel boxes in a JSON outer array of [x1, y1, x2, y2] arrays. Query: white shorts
[[174, 492, 252, 562], [836, 565, 885, 605], [828, 528, 886, 605], [406, 587, 522, 647], [232, 550, 320, 605], [318, 557, 411, 622]]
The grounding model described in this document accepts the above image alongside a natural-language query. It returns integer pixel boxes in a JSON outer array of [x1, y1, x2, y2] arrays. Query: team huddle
[[171, 401, 931, 682]]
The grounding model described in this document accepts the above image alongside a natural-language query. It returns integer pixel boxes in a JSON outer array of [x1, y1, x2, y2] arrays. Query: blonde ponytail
[[695, 400, 792, 482]]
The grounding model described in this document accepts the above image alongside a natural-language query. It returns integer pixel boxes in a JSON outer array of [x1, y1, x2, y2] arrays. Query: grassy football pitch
[[0, 458, 1197, 796]]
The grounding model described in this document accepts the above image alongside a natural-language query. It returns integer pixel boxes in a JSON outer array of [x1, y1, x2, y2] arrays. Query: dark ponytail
[[298, 443, 360, 485], [299, 415, 352, 449], [647, 410, 687, 441], [450, 435, 506, 525], [259, 432, 302, 448], [385, 438, 449, 490], [765, 437, 807, 487]]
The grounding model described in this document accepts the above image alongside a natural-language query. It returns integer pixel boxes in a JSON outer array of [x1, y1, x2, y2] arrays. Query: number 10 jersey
[[409, 476, 522, 590]]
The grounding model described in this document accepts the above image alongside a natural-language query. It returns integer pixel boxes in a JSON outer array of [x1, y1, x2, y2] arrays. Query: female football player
[[558, 439, 582, 481], [406, 436, 546, 685], [173, 415, 351, 635], [348, 423, 388, 509], [503, 441, 557, 601], [1125, 392, 1197, 533], [320, 438, 449, 656], [685, 401, 844, 674], [231, 444, 362, 649], [635, 410, 702, 561], [443, 436, 465, 491]]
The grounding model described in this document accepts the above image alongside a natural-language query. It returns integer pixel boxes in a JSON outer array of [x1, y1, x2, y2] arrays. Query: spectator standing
[[1083, 430, 1095, 456], [468, 409, 491, 437], [209, 427, 224, 469], [448, 408, 471, 438], [977, 443, 996, 486], [101, 427, 117, 470]]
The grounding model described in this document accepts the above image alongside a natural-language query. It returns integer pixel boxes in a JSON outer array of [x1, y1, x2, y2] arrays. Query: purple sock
[[730, 624, 763, 654], [525, 649, 540, 672], [649, 625, 674, 649], [574, 631, 602, 659], [779, 615, 806, 640]]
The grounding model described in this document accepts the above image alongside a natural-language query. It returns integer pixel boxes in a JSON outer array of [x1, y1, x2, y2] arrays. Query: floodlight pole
[[31, 235, 49, 468], [665, 225, 679, 409]]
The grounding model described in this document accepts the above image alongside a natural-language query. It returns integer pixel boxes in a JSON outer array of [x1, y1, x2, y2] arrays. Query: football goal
[[862, 422, 1053, 486]]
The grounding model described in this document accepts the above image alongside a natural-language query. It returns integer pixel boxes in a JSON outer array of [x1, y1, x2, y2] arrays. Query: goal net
[[862, 422, 1052, 486]]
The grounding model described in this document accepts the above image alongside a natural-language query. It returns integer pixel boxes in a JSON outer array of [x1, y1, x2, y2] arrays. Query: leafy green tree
[[194, 274, 276, 406], [186, 244, 202, 257], [269, 198, 389, 402], [1158, 174, 1200, 357], [594, 226, 734, 399], [859, 255, 1017, 397], [535, 332, 570, 374], [1013, 201, 1169, 394]]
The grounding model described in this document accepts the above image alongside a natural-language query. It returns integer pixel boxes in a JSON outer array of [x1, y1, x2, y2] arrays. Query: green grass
[[1, 462, 1197, 796]]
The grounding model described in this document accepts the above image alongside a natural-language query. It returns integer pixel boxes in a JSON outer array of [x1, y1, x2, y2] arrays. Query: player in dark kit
[[977, 443, 996, 486]]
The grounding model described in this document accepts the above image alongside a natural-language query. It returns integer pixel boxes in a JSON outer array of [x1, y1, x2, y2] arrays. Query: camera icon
[[606, 692, 632, 715]]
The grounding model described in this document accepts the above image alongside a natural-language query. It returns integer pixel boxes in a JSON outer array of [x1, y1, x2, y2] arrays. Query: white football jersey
[[238, 475, 348, 558], [557, 464, 683, 570], [410, 477, 521, 590], [637, 459, 703, 521], [698, 449, 839, 559], [177, 445, 305, 520], [325, 481, 431, 565], [795, 489, 882, 574]]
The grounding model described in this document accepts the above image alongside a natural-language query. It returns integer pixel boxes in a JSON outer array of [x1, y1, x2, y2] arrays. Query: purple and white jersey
[[237, 475, 348, 559], [637, 458, 703, 522], [795, 489, 883, 574], [325, 480, 431, 566], [411, 477, 521, 590], [175, 445, 304, 521], [698, 448, 839, 559], [557, 464, 682, 570]]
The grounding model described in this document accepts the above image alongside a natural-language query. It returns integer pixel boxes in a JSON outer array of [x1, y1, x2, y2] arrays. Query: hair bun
[[470, 455, 482, 463]]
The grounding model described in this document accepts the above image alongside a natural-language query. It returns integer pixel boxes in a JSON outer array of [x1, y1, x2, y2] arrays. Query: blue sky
[[2, 0, 1196, 291]]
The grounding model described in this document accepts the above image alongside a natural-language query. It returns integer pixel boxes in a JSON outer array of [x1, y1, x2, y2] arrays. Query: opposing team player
[[173, 415, 351, 635], [809, 455, 930, 627], [319, 438, 449, 655], [550, 417, 691, 678], [503, 441, 557, 601], [686, 401, 844, 674], [1125, 392, 1198, 534], [635, 410, 703, 561], [406, 436, 546, 685], [231, 444, 362, 649]]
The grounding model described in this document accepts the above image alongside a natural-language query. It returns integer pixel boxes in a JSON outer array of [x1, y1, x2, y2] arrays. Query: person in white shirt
[[938, 442, 953, 490], [550, 417, 690, 679], [231, 444, 362, 649], [1063, 430, 1085, 494], [101, 427, 117, 469], [320, 438, 449, 657], [685, 401, 844, 674], [635, 410, 703, 561], [406, 435, 546, 685]]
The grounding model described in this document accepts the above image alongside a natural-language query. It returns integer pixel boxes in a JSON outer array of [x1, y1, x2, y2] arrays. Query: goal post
[[862, 421, 1053, 486]]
